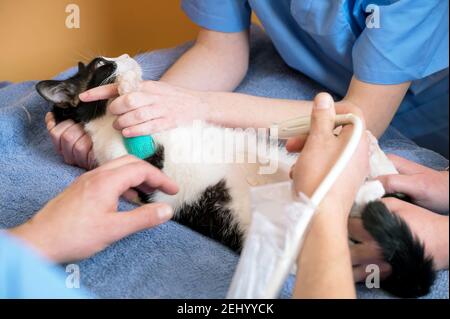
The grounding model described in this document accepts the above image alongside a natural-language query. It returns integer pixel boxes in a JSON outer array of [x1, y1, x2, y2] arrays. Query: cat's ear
[[36, 80, 78, 108], [78, 62, 86, 72]]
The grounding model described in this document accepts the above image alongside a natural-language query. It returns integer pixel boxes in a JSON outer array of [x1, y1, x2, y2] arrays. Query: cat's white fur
[[86, 111, 295, 236], [85, 56, 398, 238]]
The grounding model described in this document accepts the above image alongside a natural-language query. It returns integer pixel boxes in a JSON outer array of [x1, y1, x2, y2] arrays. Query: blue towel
[[0, 82, 11, 89], [0, 27, 448, 299]]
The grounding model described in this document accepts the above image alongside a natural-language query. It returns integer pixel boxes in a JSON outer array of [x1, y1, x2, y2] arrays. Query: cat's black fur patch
[[174, 179, 243, 252], [361, 200, 435, 298], [136, 145, 166, 203], [36, 58, 117, 124], [144, 145, 165, 170], [141, 180, 242, 252]]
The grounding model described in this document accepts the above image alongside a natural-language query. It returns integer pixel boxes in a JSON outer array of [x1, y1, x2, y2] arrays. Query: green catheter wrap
[[123, 135, 156, 160]]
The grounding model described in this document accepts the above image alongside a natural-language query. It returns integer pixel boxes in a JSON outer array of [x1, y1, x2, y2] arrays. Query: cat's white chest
[[84, 112, 128, 165]]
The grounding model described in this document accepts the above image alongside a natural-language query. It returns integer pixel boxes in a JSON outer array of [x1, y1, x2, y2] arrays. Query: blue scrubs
[[182, 0, 449, 157], [0, 233, 89, 298]]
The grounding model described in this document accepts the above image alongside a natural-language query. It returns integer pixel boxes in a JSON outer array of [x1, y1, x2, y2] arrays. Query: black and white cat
[[36, 55, 435, 298]]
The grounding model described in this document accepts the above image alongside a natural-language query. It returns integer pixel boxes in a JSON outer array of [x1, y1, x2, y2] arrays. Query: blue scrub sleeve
[[353, 0, 449, 84], [0, 232, 90, 298], [181, 0, 252, 33]]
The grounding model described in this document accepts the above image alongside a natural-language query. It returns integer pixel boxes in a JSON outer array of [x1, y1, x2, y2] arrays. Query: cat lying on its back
[[36, 55, 435, 298]]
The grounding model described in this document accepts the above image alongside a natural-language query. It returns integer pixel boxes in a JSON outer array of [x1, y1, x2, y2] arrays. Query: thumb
[[111, 203, 174, 240], [310, 93, 336, 137]]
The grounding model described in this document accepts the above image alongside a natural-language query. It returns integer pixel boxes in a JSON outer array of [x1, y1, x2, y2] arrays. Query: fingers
[[92, 156, 177, 200], [108, 92, 158, 116], [380, 197, 406, 214], [377, 174, 416, 197], [94, 154, 141, 172], [353, 262, 392, 283], [45, 113, 94, 169], [353, 265, 367, 283], [350, 243, 383, 266], [73, 134, 93, 169], [348, 218, 373, 242], [349, 218, 392, 283], [87, 150, 97, 170], [286, 136, 308, 153], [113, 105, 164, 131], [111, 203, 174, 241], [122, 118, 174, 137], [60, 124, 86, 166], [48, 119, 76, 154], [309, 93, 336, 137], [387, 154, 427, 175], [79, 83, 119, 102], [45, 112, 56, 131], [105, 161, 179, 196]]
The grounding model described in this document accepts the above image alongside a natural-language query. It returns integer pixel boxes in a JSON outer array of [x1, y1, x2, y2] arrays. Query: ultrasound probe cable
[[278, 113, 365, 207], [227, 113, 365, 298]]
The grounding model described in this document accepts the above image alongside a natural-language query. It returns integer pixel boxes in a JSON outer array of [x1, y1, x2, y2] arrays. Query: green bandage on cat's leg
[[123, 135, 156, 160]]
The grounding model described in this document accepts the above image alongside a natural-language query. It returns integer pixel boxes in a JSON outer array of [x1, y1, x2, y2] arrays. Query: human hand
[[79, 81, 208, 137], [288, 93, 370, 222], [45, 112, 96, 170], [350, 197, 449, 282], [378, 155, 449, 214], [348, 217, 392, 282], [9, 155, 179, 263]]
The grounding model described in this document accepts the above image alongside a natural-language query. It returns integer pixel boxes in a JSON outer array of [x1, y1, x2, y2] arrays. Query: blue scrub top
[[182, 0, 449, 157], [0, 232, 89, 298]]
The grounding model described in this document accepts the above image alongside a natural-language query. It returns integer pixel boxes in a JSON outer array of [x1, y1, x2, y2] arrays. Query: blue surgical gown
[[182, 0, 449, 157], [0, 232, 89, 298]]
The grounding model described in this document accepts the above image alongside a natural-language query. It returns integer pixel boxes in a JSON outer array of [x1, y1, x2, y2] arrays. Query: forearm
[[203, 91, 313, 129], [341, 77, 411, 137], [161, 29, 249, 92], [293, 210, 356, 299], [8, 222, 59, 263]]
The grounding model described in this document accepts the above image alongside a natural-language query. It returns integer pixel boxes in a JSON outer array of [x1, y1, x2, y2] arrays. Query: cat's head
[[36, 54, 140, 123]]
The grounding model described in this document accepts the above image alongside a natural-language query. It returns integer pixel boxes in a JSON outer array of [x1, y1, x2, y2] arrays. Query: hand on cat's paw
[[349, 197, 449, 280], [45, 112, 96, 170], [79, 81, 208, 137], [380, 198, 449, 271], [8, 155, 178, 263]]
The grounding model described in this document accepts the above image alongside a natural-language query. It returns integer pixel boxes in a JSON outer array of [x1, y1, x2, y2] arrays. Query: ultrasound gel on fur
[[227, 181, 317, 299]]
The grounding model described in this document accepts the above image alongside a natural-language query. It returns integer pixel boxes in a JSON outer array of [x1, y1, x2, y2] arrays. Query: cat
[[36, 55, 435, 298]]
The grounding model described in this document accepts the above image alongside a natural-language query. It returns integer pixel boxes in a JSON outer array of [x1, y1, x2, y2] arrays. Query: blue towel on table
[[0, 27, 448, 299], [0, 82, 11, 89]]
